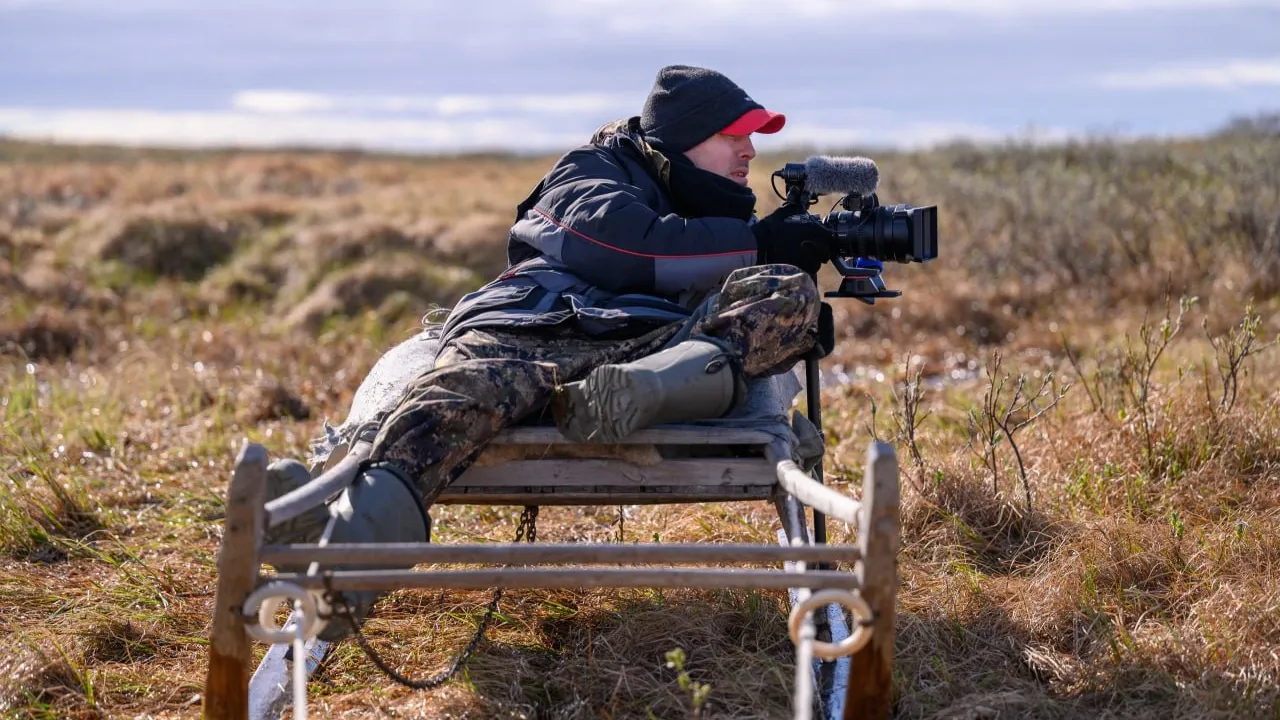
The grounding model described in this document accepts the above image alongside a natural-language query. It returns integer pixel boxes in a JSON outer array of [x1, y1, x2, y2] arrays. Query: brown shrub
[[201, 217, 451, 310], [1192, 578, 1280, 672], [90, 209, 240, 281], [25, 205, 82, 235], [403, 216, 447, 248], [16, 251, 120, 313], [434, 213, 512, 280], [282, 257, 479, 332], [1012, 520, 1196, 655], [79, 620, 157, 664], [0, 308, 95, 360], [7, 225, 55, 261], [1081, 522, 1191, 605], [293, 217, 423, 269], [0, 257, 21, 295], [902, 461, 1063, 571], [216, 197, 298, 227], [223, 154, 335, 197], [198, 255, 286, 305], [0, 642, 102, 719], [240, 379, 311, 423]]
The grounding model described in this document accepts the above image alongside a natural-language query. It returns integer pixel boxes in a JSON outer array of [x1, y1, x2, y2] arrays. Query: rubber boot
[[262, 459, 331, 550], [552, 338, 744, 443], [316, 464, 430, 642]]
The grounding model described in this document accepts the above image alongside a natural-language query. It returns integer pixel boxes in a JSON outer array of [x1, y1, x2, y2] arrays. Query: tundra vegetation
[[0, 126, 1277, 719]]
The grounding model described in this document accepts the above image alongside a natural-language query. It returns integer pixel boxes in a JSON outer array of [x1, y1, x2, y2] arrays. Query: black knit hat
[[640, 65, 785, 153]]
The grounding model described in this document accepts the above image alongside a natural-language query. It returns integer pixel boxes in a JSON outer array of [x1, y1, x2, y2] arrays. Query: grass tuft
[[0, 640, 103, 720]]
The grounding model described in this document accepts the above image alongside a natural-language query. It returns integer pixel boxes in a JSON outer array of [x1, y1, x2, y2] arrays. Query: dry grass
[[1, 133, 1278, 718]]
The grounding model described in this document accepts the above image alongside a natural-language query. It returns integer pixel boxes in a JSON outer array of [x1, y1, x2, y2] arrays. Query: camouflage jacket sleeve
[[508, 143, 758, 297]]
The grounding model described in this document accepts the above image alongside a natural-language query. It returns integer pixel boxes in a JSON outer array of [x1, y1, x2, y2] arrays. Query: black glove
[[750, 203, 834, 275]]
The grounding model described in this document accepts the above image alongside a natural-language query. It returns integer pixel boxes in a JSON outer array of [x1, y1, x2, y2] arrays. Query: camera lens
[[828, 204, 937, 263]]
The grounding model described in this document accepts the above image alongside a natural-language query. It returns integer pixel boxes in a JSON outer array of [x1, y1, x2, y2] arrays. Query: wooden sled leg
[[844, 442, 899, 720], [204, 443, 268, 720]]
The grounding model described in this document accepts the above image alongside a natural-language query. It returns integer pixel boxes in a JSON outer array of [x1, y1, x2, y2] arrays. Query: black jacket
[[439, 119, 758, 344]]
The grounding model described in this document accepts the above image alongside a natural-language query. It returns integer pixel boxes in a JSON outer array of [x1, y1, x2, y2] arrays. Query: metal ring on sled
[[788, 589, 874, 660], [243, 581, 326, 644]]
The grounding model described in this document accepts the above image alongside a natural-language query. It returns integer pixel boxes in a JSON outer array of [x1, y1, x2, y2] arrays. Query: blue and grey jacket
[[438, 119, 759, 345]]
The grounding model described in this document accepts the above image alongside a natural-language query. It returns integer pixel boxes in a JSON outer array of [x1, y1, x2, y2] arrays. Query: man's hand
[[750, 203, 834, 274]]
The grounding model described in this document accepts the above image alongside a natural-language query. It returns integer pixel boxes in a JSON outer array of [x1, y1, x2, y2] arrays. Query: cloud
[[9, 0, 1270, 20], [541, 0, 1272, 32], [769, 119, 1077, 150], [230, 90, 635, 117], [231, 91, 334, 115], [0, 0, 193, 10], [545, 0, 1262, 14], [0, 107, 591, 152], [1097, 58, 1280, 89], [0, 105, 1061, 153]]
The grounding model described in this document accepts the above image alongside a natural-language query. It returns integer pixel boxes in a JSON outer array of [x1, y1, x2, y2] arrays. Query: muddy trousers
[[368, 264, 820, 506]]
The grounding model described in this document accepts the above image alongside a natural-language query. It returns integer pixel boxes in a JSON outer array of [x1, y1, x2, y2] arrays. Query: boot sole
[[555, 366, 658, 443]]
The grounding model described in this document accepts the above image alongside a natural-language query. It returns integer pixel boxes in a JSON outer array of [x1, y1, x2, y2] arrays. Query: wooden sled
[[201, 417, 900, 720]]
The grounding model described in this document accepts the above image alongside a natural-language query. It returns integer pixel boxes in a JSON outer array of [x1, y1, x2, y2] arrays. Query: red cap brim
[[720, 107, 786, 136]]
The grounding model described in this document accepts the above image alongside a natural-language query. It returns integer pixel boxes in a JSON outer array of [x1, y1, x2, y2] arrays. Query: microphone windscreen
[[802, 156, 880, 196]]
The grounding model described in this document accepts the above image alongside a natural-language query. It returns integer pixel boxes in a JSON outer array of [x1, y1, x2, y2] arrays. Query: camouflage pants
[[370, 264, 820, 504]]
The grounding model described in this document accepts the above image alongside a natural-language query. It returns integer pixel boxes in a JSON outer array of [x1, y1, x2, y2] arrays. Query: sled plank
[[492, 425, 774, 446], [452, 457, 772, 488]]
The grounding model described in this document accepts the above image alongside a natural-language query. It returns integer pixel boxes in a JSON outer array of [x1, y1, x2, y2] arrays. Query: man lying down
[[264, 64, 834, 640]]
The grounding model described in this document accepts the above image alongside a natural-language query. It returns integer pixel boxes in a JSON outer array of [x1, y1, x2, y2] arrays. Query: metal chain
[[324, 505, 539, 690]]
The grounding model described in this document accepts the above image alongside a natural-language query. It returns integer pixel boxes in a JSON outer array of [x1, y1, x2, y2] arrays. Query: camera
[[771, 159, 938, 303], [822, 193, 937, 265]]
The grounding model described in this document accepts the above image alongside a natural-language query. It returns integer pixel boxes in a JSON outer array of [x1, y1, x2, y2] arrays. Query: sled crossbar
[[259, 542, 862, 567], [264, 427, 862, 522]]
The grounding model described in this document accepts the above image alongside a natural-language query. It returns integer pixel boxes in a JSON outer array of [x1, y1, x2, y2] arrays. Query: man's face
[[685, 132, 756, 186]]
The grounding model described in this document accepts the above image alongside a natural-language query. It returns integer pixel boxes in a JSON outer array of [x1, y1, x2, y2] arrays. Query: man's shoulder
[[571, 133, 642, 163], [544, 137, 646, 185]]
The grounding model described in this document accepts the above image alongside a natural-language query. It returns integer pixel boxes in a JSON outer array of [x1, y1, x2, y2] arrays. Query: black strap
[[816, 301, 836, 359], [323, 505, 540, 691]]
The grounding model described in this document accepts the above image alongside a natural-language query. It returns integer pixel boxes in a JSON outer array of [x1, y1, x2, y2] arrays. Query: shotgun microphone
[[800, 155, 880, 197]]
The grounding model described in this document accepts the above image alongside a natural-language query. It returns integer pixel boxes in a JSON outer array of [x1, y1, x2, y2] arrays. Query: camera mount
[[827, 257, 901, 304]]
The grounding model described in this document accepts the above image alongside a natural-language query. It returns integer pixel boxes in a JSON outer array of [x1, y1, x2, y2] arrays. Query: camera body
[[772, 161, 938, 303]]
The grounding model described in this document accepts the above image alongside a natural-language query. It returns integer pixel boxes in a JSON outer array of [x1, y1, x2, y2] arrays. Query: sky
[[1, 0, 1278, 153]]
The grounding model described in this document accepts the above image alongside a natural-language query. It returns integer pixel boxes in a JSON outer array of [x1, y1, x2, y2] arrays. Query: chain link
[[324, 505, 539, 690]]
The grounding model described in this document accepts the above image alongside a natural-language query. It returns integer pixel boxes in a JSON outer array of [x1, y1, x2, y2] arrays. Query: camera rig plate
[[825, 257, 902, 305]]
